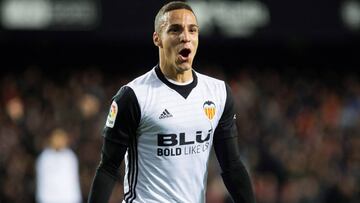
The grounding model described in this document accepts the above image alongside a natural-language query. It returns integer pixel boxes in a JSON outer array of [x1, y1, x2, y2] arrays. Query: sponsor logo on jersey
[[203, 101, 216, 120], [106, 101, 118, 128], [159, 109, 173, 119], [157, 129, 212, 157]]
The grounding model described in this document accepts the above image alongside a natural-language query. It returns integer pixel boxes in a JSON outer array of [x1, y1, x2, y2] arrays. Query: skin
[[153, 9, 199, 83], [49, 129, 69, 150]]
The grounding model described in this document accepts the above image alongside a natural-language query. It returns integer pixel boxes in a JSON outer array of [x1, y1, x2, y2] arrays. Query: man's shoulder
[[113, 67, 159, 101], [114, 67, 156, 93], [127, 67, 158, 88]]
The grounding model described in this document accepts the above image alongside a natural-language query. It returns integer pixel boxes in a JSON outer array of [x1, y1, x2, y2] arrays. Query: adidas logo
[[159, 109, 173, 119]]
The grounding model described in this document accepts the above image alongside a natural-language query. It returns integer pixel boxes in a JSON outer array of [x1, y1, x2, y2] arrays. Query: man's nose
[[180, 30, 191, 42]]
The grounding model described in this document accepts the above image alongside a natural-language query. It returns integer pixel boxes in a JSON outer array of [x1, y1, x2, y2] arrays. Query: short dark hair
[[154, 1, 196, 33]]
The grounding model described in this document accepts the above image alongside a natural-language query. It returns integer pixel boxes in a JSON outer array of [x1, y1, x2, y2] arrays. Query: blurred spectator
[[35, 128, 82, 203]]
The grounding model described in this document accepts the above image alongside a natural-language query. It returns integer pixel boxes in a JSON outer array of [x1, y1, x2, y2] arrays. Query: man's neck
[[159, 63, 193, 83]]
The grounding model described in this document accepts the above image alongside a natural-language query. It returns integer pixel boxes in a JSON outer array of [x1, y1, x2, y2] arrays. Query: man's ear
[[153, 32, 162, 48]]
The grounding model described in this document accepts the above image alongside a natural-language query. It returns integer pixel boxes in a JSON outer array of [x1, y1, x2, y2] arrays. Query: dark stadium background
[[0, 0, 359, 203]]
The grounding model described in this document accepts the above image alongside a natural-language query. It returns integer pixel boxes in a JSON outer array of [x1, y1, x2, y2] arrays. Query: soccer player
[[88, 1, 256, 203]]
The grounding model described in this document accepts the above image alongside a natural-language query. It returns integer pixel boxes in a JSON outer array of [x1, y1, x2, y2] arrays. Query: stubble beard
[[174, 62, 192, 74]]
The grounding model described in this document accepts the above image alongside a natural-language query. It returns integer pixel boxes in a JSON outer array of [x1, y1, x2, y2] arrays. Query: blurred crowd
[[0, 65, 359, 203]]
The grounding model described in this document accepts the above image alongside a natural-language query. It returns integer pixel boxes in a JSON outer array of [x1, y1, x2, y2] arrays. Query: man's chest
[[138, 87, 222, 134]]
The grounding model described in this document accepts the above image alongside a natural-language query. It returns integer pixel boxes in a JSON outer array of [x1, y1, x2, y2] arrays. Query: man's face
[[155, 9, 199, 73]]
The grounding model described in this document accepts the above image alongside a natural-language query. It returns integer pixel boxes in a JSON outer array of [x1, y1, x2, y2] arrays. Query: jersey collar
[[155, 65, 198, 99]]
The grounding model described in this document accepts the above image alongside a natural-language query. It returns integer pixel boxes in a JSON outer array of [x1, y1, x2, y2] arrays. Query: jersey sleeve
[[213, 83, 256, 203], [103, 86, 141, 146], [214, 83, 238, 140]]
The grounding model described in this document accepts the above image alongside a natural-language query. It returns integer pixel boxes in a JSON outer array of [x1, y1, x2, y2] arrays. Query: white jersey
[[104, 65, 235, 203]]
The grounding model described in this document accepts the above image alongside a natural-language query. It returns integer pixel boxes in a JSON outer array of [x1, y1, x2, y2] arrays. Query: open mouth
[[179, 48, 191, 58]]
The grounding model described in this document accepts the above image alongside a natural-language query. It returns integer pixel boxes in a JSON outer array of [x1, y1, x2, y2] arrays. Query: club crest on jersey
[[203, 101, 216, 120], [106, 101, 118, 128]]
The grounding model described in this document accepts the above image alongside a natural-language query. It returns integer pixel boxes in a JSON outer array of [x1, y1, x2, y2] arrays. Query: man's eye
[[169, 28, 179, 32]]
